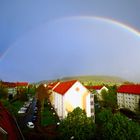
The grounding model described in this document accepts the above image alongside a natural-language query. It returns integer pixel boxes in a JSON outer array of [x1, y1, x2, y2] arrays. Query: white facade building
[[86, 85, 108, 101], [117, 85, 140, 112], [48, 80, 94, 119]]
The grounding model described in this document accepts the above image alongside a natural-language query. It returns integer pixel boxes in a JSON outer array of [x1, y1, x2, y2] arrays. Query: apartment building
[[117, 85, 140, 112], [86, 85, 108, 101], [47, 80, 94, 119]]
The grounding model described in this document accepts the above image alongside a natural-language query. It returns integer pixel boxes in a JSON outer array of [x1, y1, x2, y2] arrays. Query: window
[[91, 108, 94, 113], [75, 87, 80, 92]]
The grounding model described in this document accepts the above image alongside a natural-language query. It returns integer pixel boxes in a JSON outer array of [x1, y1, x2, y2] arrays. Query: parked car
[[18, 110, 26, 114], [34, 107, 38, 111], [18, 107, 27, 114], [34, 110, 37, 114], [24, 102, 30, 107], [29, 98, 33, 101], [27, 122, 34, 128], [20, 107, 27, 111], [32, 115, 37, 122]]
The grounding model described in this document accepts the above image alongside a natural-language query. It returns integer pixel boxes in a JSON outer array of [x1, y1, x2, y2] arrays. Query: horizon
[[1, 1, 140, 82], [0, 74, 133, 84]]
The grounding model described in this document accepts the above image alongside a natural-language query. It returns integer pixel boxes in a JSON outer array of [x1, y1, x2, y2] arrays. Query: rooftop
[[117, 84, 140, 94]]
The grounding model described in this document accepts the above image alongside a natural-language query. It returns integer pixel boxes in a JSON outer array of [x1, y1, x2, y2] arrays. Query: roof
[[0, 102, 21, 140], [2, 81, 28, 87], [16, 82, 28, 87], [117, 85, 140, 95], [86, 86, 103, 90], [47, 82, 60, 90], [53, 80, 77, 95]]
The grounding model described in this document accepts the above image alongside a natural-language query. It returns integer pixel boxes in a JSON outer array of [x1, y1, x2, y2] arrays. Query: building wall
[[51, 81, 94, 119], [63, 81, 91, 118], [53, 92, 63, 119], [117, 93, 140, 112], [8, 88, 17, 96], [86, 94, 92, 117], [96, 86, 108, 101], [50, 92, 55, 106]]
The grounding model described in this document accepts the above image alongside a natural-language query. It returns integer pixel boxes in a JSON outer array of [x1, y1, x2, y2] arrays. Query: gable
[[53, 80, 77, 95]]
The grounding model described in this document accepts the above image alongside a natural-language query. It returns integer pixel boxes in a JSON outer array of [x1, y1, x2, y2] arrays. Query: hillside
[[37, 75, 125, 85], [61, 75, 125, 83]]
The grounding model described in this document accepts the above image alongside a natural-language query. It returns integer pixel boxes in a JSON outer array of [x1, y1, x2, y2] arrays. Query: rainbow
[[56, 16, 140, 36], [1, 16, 140, 60]]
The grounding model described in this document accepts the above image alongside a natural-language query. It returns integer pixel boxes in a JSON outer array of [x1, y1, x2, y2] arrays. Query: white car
[[18, 107, 27, 114], [24, 103, 30, 107], [29, 98, 33, 101], [20, 107, 27, 111], [27, 122, 34, 128], [18, 110, 26, 114]]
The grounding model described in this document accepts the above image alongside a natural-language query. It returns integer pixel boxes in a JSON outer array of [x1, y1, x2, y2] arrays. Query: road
[[17, 97, 37, 129]]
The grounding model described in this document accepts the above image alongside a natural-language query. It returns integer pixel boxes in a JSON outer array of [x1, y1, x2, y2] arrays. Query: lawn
[[41, 105, 59, 126], [1, 99, 24, 116]]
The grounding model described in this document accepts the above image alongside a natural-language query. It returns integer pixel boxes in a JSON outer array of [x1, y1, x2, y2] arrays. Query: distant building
[[117, 84, 140, 112], [1, 81, 28, 98], [47, 80, 94, 119], [86, 85, 108, 101]]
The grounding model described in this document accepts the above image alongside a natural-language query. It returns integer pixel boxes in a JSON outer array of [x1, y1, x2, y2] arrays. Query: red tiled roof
[[53, 80, 77, 95], [16, 82, 28, 87], [2, 82, 16, 87], [2, 81, 28, 87], [0, 102, 21, 140], [86, 86, 103, 90], [117, 85, 140, 94]]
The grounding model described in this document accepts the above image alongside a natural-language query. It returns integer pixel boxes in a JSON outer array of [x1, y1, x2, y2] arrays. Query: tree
[[28, 84, 36, 96], [58, 107, 95, 140], [103, 113, 140, 140], [36, 84, 51, 111], [0, 86, 8, 99], [101, 86, 117, 110], [96, 109, 140, 140], [96, 108, 112, 125], [17, 88, 28, 101]]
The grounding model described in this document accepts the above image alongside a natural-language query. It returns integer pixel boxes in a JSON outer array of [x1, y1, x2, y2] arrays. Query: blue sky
[[1, 0, 140, 82]]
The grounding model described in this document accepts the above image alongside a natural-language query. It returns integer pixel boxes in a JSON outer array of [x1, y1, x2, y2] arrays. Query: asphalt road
[[17, 98, 37, 129]]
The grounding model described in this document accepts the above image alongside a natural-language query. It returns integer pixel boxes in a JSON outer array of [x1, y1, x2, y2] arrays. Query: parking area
[[17, 97, 38, 130], [23, 100, 60, 140]]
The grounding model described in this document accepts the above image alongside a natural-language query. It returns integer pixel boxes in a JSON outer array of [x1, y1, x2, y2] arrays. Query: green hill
[[61, 75, 125, 84], [37, 75, 125, 85]]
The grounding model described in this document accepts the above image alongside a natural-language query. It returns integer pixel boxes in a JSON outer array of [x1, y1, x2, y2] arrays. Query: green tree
[[101, 86, 117, 110], [28, 84, 36, 96], [96, 109, 140, 140], [96, 108, 112, 125], [103, 113, 140, 140], [17, 88, 28, 101], [0, 86, 8, 99], [36, 84, 51, 111], [58, 107, 95, 140]]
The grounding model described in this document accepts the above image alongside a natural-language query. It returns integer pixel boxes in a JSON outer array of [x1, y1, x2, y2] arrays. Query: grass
[[41, 105, 59, 126], [1, 99, 24, 116], [11, 100, 24, 115]]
